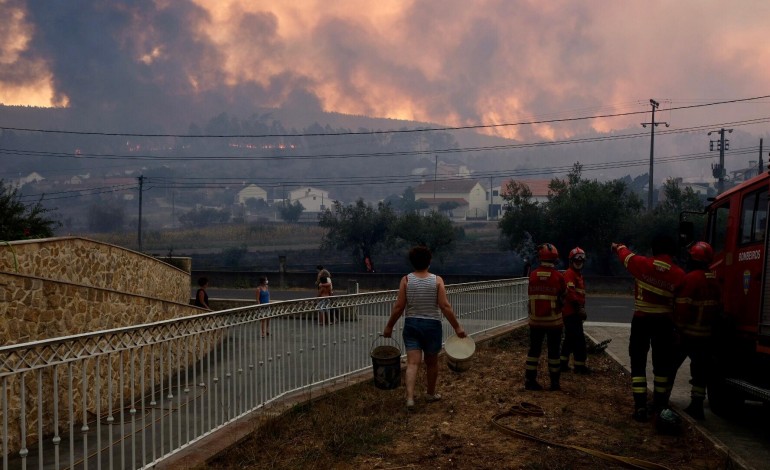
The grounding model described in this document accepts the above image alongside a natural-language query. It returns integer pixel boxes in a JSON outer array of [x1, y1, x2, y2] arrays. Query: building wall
[[466, 182, 488, 216], [238, 185, 268, 204], [0, 237, 190, 304], [0, 237, 204, 453]]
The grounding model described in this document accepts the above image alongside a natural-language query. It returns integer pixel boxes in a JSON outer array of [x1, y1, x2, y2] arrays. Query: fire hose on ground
[[491, 402, 672, 470]]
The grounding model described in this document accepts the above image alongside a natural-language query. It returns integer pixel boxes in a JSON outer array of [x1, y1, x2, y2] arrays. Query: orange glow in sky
[[3, 0, 770, 139]]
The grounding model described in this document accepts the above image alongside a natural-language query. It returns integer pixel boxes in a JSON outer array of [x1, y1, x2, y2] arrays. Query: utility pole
[[759, 138, 764, 174], [137, 175, 144, 252], [433, 155, 438, 203], [708, 128, 732, 194], [641, 99, 669, 211], [489, 176, 494, 220]]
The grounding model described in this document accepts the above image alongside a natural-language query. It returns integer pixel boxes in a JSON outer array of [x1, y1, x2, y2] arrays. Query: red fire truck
[[680, 170, 770, 414]]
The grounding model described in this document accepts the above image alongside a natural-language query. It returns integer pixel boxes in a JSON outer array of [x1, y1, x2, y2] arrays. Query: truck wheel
[[707, 377, 744, 417]]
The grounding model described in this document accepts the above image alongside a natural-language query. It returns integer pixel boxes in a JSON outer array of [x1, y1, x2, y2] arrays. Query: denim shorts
[[402, 317, 443, 355]]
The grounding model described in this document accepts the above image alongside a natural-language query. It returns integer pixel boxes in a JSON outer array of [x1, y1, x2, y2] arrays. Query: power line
[[19, 145, 755, 202], [4, 115, 770, 166], [2, 95, 769, 138]]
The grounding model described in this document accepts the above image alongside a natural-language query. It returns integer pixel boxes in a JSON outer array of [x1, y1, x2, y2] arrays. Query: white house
[[237, 184, 268, 204], [288, 186, 331, 212], [413, 179, 487, 219]]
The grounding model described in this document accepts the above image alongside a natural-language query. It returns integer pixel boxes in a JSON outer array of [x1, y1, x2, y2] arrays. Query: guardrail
[[0, 278, 528, 469]]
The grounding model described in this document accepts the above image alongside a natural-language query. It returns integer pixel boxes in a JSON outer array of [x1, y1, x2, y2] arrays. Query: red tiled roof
[[414, 179, 480, 193], [500, 179, 553, 197]]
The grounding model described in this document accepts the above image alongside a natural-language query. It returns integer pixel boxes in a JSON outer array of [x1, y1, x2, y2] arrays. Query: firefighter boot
[[632, 394, 649, 422], [684, 398, 705, 420], [524, 369, 543, 391], [574, 365, 592, 375], [549, 372, 561, 391]]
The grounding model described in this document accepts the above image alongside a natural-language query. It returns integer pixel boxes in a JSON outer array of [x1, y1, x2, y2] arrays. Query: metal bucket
[[370, 336, 402, 390]]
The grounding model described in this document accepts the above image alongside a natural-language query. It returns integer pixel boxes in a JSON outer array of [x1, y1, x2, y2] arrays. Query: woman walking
[[383, 246, 466, 410]]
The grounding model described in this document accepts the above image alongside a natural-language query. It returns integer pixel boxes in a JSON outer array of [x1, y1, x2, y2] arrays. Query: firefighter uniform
[[526, 244, 567, 391], [671, 248, 720, 419], [560, 257, 589, 373], [613, 242, 685, 421]]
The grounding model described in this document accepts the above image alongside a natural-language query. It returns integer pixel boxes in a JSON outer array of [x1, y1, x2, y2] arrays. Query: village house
[[413, 179, 488, 219], [497, 179, 553, 205], [237, 184, 268, 204], [288, 186, 331, 212]]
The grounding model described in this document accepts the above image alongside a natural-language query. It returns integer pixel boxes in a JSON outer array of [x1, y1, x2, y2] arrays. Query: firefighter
[[670, 241, 720, 420], [560, 247, 591, 374], [611, 235, 685, 422], [525, 243, 567, 391]]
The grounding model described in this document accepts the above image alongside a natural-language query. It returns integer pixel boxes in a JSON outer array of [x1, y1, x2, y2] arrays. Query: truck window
[[709, 202, 730, 253], [739, 190, 768, 244]]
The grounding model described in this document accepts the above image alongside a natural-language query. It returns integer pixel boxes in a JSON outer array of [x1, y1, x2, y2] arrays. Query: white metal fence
[[0, 278, 528, 469]]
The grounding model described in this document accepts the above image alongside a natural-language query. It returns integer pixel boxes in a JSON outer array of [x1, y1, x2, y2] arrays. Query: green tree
[[319, 199, 396, 268], [277, 200, 304, 223], [547, 163, 643, 273], [631, 178, 707, 254], [392, 211, 458, 262], [498, 180, 547, 258], [498, 163, 644, 274], [0, 180, 60, 240]]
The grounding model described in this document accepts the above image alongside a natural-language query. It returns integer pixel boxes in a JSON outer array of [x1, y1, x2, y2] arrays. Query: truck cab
[[680, 172, 770, 414], [682, 171, 770, 413]]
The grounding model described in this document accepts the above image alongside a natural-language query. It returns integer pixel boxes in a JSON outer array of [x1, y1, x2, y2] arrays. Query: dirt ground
[[207, 327, 731, 469]]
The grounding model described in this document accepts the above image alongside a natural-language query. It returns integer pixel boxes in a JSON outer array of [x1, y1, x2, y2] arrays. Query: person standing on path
[[194, 277, 211, 310], [317, 276, 333, 325], [670, 241, 721, 420], [383, 246, 467, 410], [257, 276, 271, 338], [611, 235, 685, 422], [526, 243, 567, 391], [316, 265, 332, 291], [560, 247, 591, 374]]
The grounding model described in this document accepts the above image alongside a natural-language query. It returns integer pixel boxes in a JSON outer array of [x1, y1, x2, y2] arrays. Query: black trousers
[[526, 326, 563, 381], [670, 336, 711, 399], [560, 314, 587, 365], [629, 315, 675, 407]]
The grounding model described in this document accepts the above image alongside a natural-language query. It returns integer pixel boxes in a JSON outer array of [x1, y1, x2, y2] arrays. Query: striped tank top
[[405, 273, 441, 321]]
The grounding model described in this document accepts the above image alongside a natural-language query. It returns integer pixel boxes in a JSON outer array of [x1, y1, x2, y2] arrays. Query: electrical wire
[[3, 116, 769, 165], [1, 95, 769, 138]]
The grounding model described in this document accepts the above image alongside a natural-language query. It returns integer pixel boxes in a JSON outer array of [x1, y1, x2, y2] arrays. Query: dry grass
[[87, 223, 327, 251], [205, 327, 729, 470]]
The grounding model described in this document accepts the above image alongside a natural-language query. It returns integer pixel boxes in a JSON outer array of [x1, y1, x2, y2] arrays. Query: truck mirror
[[679, 221, 694, 248]]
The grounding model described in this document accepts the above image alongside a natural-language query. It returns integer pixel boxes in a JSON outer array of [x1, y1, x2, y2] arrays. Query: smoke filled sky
[[2, 0, 770, 140]]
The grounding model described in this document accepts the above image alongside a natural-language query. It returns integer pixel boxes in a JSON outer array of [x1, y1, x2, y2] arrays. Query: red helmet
[[569, 247, 586, 261], [688, 241, 714, 263], [537, 243, 559, 261]]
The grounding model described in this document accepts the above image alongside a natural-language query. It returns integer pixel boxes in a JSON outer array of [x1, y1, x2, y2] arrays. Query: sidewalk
[[584, 322, 766, 470]]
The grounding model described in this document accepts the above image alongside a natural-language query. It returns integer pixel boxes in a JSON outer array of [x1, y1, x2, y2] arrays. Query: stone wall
[[0, 272, 202, 344], [0, 237, 206, 454], [0, 237, 190, 304]]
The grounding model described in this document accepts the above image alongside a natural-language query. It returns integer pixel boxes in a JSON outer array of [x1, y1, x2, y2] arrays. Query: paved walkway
[[585, 322, 769, 470]]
